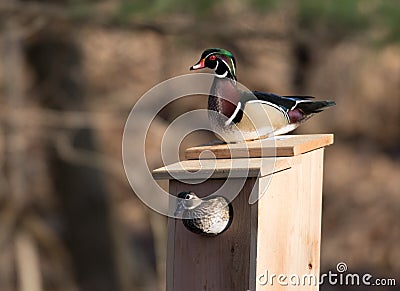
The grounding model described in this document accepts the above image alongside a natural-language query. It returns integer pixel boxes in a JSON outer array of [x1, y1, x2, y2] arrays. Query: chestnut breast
[[209, 78, 240, 118]]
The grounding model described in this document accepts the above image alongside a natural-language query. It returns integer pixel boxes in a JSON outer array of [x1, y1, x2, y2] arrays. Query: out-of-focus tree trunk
[[1, 13, 37, 291], [24, 16, 122, 291]]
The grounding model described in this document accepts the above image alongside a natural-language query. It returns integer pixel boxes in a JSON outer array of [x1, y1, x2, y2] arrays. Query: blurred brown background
[[0, 1, 399, 290]]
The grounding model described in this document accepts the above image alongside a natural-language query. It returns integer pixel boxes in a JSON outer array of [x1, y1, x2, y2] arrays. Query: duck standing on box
[[190, 48, 335, 143]]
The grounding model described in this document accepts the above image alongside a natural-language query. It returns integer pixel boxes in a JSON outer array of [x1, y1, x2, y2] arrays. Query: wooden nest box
[[153, 134, 334, 291]]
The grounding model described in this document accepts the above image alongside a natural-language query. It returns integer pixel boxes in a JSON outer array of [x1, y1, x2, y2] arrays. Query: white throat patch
[[215, 60, 229, 78], [215, 70, 228, 78]]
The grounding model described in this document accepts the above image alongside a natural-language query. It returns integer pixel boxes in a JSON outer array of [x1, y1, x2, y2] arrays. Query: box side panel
[[167, 178, 256, 291], [255, 148, 324, 291]]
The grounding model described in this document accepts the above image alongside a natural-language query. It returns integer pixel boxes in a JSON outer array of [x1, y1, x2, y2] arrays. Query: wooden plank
[[166, 181, 178, 291], [152, 156, 298, 180], [167, 178, 257, 291], [185, 134, 333, 160], [254, 148, 324, 290]]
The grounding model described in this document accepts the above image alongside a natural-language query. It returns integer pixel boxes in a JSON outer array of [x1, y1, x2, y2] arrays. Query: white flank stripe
[[225, 102, 242, 126]]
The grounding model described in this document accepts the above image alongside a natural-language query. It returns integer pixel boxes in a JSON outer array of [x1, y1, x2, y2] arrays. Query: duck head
[[175, 191, 202, 216], [190, 48, 237, 80]]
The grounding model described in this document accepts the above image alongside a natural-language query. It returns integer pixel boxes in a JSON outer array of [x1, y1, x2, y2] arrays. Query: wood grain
[[153, 157, 293, 180], [254, 148, 324, 291], [167, 178, 257, 291], [185, 134, 333, 160]]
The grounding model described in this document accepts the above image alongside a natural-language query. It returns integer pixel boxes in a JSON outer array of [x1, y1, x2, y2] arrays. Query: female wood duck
[[175, 191, 233, 236], [190, 48, 335, 143]]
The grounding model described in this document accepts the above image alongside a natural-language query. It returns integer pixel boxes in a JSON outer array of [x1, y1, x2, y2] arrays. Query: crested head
[[190, 48, 237, 80]]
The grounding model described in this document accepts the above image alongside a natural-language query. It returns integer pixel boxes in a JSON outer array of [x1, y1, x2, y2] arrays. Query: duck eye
[[209, 55, 217, 61]]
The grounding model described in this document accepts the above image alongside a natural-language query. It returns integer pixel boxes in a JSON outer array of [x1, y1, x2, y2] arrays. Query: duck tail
[[296, 100, 336, 114]]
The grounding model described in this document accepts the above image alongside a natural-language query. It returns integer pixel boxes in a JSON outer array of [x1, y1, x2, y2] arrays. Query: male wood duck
[[175, 191, 233, 236], [190, 48, 336, 143]]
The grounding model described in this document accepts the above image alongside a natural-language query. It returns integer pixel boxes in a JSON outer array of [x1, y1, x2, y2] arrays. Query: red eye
[[209, 55, 217, 61]]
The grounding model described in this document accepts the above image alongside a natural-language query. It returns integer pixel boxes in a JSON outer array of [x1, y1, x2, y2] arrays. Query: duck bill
[[190, 59, 205, 70]]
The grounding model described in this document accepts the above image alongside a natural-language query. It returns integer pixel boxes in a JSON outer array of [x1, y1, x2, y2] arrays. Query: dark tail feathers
[[297, 100, 336, 114]]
